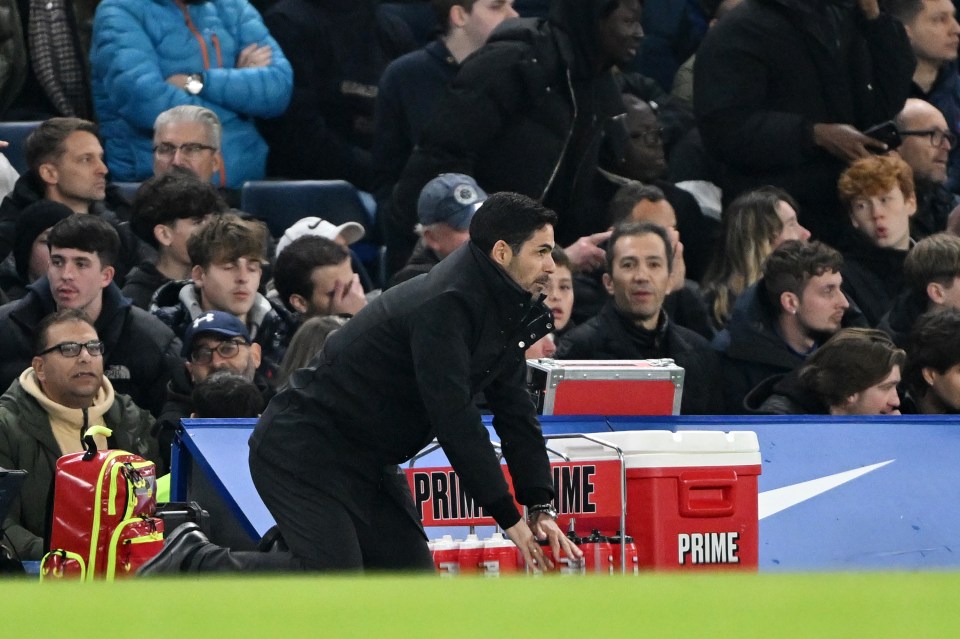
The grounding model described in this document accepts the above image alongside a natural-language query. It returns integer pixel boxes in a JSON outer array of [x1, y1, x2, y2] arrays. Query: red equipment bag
[[40, 425, 164, 581]]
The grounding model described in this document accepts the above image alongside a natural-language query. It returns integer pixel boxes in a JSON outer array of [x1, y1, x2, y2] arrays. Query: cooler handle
[[678, 470, 736, 518]]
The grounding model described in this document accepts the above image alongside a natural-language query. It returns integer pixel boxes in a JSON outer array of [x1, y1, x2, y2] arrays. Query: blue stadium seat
[[111, 181, 142, 203], [241, 180, 383, 285], [240, 179, 374, 239], [0, 121, 42, 175]]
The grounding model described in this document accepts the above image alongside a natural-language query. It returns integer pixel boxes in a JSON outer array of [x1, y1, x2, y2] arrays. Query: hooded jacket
[[0, 277, 181, 416], [840, 235, 908, 327], [743, 369, 829, 415], [89, 0, 293, 187], [0, 373, 158, 560], [694, 0, 915, 239], [392, 0, 627, 249]]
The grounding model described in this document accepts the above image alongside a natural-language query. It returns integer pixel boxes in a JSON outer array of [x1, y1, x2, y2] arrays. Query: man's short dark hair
[[35, 308, 96, 355], [762, 240, 843, 311], [191, 371, 265, 418], [47, 214, 120, 269], [25, 117, 99, 171], [879, 0, 924, 23], [606, 221, 673, 274], [608, 181, 666, 227], [904, 308, 960, 396], [904, 233, 960, 294], [469, 192, 558, 256], [186, 213, 267, 269], [273, 236, 350, 312], [432, 0, 478, 33], [798, 328, 906, 408], [131, 170, 228, 248]]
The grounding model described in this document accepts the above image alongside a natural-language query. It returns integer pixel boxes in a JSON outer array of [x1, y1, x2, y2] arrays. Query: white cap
[[275, 216, 365, 257]]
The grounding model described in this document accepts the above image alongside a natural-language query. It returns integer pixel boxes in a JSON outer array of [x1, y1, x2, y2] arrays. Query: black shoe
[[137, 523, 210, 576]]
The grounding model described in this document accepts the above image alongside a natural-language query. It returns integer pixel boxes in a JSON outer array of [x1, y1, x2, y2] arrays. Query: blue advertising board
[[172, 415, 960, 571]]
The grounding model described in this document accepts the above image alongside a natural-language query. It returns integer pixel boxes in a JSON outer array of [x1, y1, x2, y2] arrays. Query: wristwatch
[[527, 503, 558, 520], [184, 73, 204, 96]]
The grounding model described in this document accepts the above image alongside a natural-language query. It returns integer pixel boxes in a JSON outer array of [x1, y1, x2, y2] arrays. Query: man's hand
[[857, 0, 880, 19], [236, 43, 272, 68], [503, 512, 583, 572], [813, 123, 886, 162], [667, 229, 686, 293], [329, 273, 367, 316], [564, 230, 612, 273]]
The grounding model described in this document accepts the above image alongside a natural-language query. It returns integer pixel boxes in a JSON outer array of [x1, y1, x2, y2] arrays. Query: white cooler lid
[[544, 430, 761, 469]]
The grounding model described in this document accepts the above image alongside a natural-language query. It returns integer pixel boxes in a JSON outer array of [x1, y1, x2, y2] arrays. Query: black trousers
[[247, 450, 433, 572]]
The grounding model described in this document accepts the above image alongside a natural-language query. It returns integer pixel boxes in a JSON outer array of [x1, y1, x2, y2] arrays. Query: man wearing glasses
[[894, 98, 960, 239], [152, 106, 224, 189], [0, 214, 181, 417], [0, 308, 160, 561], [156, 311, 269, 469]]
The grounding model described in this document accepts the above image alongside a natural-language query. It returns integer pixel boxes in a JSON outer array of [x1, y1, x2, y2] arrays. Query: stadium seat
[[240, 179, 374, 239], [111, 181, 142, 202], [0, 121, 42, 175]]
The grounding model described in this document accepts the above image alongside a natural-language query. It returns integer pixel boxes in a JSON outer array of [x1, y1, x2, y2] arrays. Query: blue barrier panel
[[173, 415, 960, 571]]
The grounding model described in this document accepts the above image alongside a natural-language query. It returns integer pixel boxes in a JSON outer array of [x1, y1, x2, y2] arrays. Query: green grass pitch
[[3, 572, 959, 638]]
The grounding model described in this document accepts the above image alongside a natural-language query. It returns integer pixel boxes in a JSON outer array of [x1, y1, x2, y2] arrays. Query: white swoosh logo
[[758, 460, 894, 520]]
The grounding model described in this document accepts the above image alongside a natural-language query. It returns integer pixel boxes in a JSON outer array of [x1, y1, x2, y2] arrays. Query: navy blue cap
[[417, 174, 487, 231], [181, 311, 250, 358]]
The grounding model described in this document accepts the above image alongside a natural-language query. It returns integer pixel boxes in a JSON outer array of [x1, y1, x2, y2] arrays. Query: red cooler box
[[548, 430, 760, 571], [526, 359, 684, 415]]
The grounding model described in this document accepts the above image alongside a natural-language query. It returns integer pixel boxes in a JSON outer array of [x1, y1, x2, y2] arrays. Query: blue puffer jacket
[[90, 0, 293, 188]]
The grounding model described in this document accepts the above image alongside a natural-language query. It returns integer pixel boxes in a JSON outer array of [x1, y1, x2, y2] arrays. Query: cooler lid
[[544, 430, 761, 469]]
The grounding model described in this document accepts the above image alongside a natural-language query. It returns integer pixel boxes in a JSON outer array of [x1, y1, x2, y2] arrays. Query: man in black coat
[[140, 192, 582, 574], [556, 221, 724, 415], [694, 0, 915, 242]]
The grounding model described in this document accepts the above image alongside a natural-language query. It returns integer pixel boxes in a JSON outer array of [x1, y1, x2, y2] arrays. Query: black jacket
[[555, 302, 724, 415], [392, 0, 627, 249], [259, 0, 415, 188], [121, 261, 170, 311], [0, 277, 181, 416], [694, 0, 915, 239], [711, 279, 866, 414], [840, 237, 908, 327], [877, 289, 928, 348], [743, 370, 828, 415], [250, 241, 555, 530], [912, 178, 959, 241]]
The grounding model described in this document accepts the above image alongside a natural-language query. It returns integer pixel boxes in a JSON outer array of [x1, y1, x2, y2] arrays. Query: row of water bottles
[[428, 529, 639, 575]]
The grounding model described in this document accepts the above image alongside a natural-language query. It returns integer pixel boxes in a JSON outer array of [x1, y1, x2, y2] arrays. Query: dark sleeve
[[371, 60, 415, 203], [391, 42, 535, 238], [694, 21, 815, 172], [408, 295, 524, 530], [554, 324, 596, 360], [483, 355, 554, 509], [857, 12, 916, 124], [0, 414, 44, 560]]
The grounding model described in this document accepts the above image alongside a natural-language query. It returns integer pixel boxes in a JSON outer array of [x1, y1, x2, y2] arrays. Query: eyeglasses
[[630, 127, 663, 146], [39, 340, 105, 358], [190, 339, 248, 364], [152, 142, 217, 158], [898, 128, 956, 148]]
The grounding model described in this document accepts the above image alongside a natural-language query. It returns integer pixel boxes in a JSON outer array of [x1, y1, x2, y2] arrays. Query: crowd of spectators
[[5, 0, 960, 563]]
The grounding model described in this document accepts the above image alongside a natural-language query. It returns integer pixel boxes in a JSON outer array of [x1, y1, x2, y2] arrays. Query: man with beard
[[556, 221, 724, 414], [713, 240, 863, 413], [139, 193, 582, 574]]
